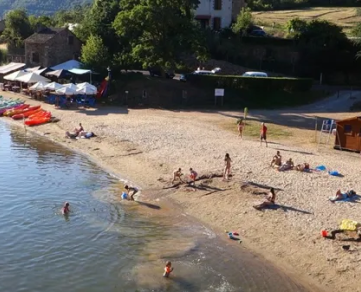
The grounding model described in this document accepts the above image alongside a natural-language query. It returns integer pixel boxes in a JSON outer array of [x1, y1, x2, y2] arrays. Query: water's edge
[[0, 118, 325, 292]]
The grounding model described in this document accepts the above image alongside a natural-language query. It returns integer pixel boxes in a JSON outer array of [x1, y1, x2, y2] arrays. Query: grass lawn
[[252, 7, 361, 35], [218, 119, 293, 140]]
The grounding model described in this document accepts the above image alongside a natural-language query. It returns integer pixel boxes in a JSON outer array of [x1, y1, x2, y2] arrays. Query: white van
[[242, 71, 268, 77]]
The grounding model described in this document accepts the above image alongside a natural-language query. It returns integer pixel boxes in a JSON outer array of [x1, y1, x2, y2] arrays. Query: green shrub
[[186, 75, 313, 92]]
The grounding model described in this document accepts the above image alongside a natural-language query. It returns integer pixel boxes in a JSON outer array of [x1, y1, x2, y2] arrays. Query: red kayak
[[6, 105, 41, 117], [28, 110, 48, 119], [25, 115, 51, 126], [12, 108, 43, 120], [3, 104, 30, 116]]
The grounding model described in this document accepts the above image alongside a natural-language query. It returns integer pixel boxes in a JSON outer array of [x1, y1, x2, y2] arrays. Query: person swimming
[[163, 261, 174, 277], [61, 202, 70, 215]]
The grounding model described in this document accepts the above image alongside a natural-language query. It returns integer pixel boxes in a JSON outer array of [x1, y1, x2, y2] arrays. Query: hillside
[[0, 0, 91, 16], [253, 7, 361, 35]]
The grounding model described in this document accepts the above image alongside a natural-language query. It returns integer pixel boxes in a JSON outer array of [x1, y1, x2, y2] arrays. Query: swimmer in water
[[163, 261, 173, 277], [61, 202, 70, 215]]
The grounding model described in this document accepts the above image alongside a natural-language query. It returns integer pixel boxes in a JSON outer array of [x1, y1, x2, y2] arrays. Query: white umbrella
[[63, 83, 78, 91], [77, 82, 97, 91], [15, 72, 50, 83], [76, 86, 97, 95], [55, 86, 77, 95], [4, 70, 27, 81], [44, 82, 63, 91], [29, 81, 48, 91]]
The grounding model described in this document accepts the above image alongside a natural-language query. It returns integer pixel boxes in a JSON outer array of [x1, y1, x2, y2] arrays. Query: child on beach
[[189, 168, 198, 185], [237, 118, 244, 138], [260, 122, 268, 147], [61, 202, 70, 215], [172, 168, 184, 184], [125, 185, 138, 201], [163, 261, 174, 277], [223, 153, 232, 181], [253, 188, 276, 210]]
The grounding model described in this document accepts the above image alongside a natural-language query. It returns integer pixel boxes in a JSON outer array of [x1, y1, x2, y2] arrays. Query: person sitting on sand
[[189, 168, 198, 184], [163, 261, 174, 277], [323, 227, 361, 242], [253, 188, 276, 210], [223, 153, 232, 181], [125, 185, 138, 201], [61, 202, 70, 215], [270, 151, 282, 167], [237, 118, 244, 138], [278, 158, 294, 171], [65, 123, 84, 139], [329, 190, 356, 202], [295, 163, 310, 172], [172, 168, 184, 184]]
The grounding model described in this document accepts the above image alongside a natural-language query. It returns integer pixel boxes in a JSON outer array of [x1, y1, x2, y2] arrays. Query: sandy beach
[[2, 91, 361, 292]]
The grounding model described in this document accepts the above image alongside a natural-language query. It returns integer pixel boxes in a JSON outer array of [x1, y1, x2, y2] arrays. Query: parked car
[[249, 29, 267, 37], [148, 67, 175, 79], [242, 71, 268, 77], [179, 67, 221, 82]]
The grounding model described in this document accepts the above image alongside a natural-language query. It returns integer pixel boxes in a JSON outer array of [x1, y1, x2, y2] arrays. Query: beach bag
[[340, 219, 359, 231]]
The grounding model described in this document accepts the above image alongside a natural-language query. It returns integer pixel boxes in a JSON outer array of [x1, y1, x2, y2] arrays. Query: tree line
[[2, 1, 361, 80]]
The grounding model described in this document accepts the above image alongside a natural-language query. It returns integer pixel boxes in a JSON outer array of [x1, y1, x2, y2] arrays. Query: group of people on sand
[[172, 168, 198, 185], [65, 123, 96, 139], [270, 151, 309, 172], [237, 120, 268, 147]]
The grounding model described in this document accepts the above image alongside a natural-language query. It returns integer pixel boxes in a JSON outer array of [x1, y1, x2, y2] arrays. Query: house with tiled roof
[[24, 27, 81, 67]]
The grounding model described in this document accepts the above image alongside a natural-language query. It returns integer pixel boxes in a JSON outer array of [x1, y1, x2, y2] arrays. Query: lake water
[[0, 120, 316, 292]]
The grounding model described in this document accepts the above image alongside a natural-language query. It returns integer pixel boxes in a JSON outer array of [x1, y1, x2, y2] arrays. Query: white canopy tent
[[51, 60, 83, 70], [77, 82, 97, 91], [76, 86, 96, 95], [63, 83, 78, 91], [4, 70, 27, 81], [15, 72, 50, 84], [55, 86, 77, 95], [44, 82, 63, 91], [0, 62, 26, 75], [29, 81, 48, 91]]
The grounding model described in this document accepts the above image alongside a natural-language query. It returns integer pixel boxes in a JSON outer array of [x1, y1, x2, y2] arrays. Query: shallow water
[[0, 121, 315, 292]]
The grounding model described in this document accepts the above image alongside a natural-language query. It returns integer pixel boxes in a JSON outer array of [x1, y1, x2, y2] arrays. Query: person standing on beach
[[189, 168, 198, 185], [260, 122, 268, 147], [237, 118, 244, 138], [172, 168, 184, 184], [223, 153, 232, 181]]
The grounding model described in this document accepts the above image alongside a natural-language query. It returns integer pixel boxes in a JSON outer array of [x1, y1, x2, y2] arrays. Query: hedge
[[186, 75, 313, 92]]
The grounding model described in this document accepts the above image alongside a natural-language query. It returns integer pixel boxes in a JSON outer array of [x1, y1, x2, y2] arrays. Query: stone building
[[24, 27, 82, 68]]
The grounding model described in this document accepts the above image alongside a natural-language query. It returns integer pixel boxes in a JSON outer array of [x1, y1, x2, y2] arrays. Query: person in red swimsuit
[[61, 202, 70, 215], [260, 122, 268, 147]]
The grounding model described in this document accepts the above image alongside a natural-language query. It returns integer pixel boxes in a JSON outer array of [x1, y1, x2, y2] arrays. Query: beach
[[2, 92, 361, 292]]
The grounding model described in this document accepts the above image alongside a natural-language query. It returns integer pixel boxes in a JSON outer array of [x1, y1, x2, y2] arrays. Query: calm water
[[0, 121, 316, 292]]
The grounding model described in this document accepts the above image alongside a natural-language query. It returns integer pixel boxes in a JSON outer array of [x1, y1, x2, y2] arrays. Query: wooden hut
[[335, 117, 361, 152]]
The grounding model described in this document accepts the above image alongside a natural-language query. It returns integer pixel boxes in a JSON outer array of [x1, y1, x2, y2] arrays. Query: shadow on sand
[[273, 147, 315, 156], [266, 204, 313, 214], [136, 201, 161, 210]]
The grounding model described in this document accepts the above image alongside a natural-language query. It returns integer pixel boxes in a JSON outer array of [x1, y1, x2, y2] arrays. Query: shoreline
[[2, 93, 361, 292]]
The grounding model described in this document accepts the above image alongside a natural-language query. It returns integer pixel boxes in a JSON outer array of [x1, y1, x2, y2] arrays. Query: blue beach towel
[[315, 165, 326, 171]]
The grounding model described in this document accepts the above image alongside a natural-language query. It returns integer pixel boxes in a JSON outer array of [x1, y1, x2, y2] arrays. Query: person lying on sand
[[78, 131, 96, 139], [253, 188, 276, 210], [278, 158, 294, 171], [323, 227, 361, 242], [270, 151, 282, 167], [125, 185, 138, 201], [172, 168, 184, 184], [329, 190, 356, 202], [295, 163, 310, 172]]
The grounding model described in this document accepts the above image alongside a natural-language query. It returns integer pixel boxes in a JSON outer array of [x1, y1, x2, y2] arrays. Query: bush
[[186, 75, 313, 92]]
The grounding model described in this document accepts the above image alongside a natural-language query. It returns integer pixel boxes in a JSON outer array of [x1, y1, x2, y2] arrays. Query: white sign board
[[215, 88, 224, 96]]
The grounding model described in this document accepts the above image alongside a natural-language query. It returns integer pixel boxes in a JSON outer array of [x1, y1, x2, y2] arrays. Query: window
[[344, 125, 352, 134], [68, 35, 74, 45], [213, 17, 221, 31], [214, 0, 222, 10], [32, 52, 39, 63]]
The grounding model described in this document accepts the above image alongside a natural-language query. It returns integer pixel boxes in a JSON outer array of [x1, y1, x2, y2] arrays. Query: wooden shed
[[335, 117, 361, 152]]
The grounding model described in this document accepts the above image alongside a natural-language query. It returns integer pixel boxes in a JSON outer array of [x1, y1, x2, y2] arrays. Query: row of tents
[[29, 81, 97, 95]]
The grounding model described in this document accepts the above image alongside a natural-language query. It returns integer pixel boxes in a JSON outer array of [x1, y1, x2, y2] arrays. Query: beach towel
[[315, 165, 326, 171], [340, 219, 359, 231]]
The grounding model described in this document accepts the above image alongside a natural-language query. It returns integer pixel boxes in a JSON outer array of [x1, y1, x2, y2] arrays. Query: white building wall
[[195, 0, 233, 28]]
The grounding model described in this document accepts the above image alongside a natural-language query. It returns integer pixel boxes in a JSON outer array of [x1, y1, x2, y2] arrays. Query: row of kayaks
[[0, 97, 52, 126]]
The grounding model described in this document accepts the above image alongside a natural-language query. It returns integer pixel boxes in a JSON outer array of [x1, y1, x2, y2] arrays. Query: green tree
[[112, 0, 206, 71], [232, 7, 254, 36], [1, 9, 33, 47], [350, 23, 361, 58], [81, 35, 110, 72], [29, 15, 55, 30], [285, 17, 307, 37]]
